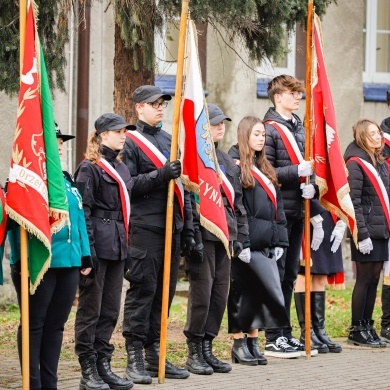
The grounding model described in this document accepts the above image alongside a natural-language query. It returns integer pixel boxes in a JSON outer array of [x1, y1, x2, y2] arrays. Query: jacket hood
[[263, 107, 302, 128], [381, 117, 390, 134], [344, 141, 373, 163], [227, 144, 240, 160]]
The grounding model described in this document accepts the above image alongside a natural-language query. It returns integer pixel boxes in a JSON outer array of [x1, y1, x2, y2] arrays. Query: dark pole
[[76, 0, 91, 166]]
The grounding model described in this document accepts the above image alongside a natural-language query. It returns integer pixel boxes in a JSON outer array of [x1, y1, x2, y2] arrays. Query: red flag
[[181, 21, 230, 256], [312, 14, 357, 246], [6, 2, 68, 293]]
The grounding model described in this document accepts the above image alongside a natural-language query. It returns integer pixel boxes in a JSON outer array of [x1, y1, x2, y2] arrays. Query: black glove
[[87, 256, 100, 279], [232, 241, 243, 258], [160, 160, 181, 181], [189, 243, 204, 262], [181, 235, 196, 257]]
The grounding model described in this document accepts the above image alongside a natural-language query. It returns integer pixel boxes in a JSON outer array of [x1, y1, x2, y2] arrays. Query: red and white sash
[[126, 131, 184, 217], [235, 160, 277, 218], [96, 159, 131, 242], [220, 170, 235, 211]]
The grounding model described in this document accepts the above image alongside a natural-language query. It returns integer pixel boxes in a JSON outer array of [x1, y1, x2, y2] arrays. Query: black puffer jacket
[[263, 107, 305, 219], [344, 141, 390, 241], [381, 116, 390, 157], [228, 145, 289, 250]]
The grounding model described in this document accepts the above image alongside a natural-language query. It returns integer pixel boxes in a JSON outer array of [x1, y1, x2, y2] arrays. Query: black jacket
[[228, 145, 289, 250], [121, 120, 193, 235], [344, 141, 390, 241], [263, 107, 306, 219], [74, 146, 132, 260], [381, 116, 390, 157]]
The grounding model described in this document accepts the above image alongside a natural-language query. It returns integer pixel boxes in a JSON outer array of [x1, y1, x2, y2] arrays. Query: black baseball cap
[[94, 113, 136, 134], [55, 122, 75, 142], [132, 85, 172, 103], [207, 103, 231, 126]]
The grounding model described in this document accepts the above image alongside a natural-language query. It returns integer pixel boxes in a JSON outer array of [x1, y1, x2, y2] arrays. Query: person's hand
[[275, 247, 284, 260], [189, 243, 204, 262], [358, 237, 373, 254], [161, 160, 181, 181], [80, 267, 92, 276], [301, 183, 316, 199], [298, 160, 313, 177], [310, 215, 324, 251], [232, 241, 243, 258], [330, 220, 346, 253], [181, 235, 196, 257], [238, 248, 251, 263]]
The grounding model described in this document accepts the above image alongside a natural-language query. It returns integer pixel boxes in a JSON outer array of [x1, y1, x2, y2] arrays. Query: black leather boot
[[79, 354, 110, 390], [96, 355, 133, 390], [202, 339, 232, 373], [246, 336, 268, 365], [311, 291, 342, 353], [294, 292, 329, 353], [365, 319, 387, 348], [144, 341, 190, 379], [231, 338, 258, 366], [124, 341, 152, 384], [185, 339, 214, 375], [347, 320, 382, 347]]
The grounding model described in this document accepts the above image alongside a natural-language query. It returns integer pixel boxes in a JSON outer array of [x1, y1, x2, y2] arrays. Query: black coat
[[344, 141, 390, 241], [74, 146, 132, 260], [228, 145, 289, 250], [381, 116, 390, 158], [121, 120, 193, 235]]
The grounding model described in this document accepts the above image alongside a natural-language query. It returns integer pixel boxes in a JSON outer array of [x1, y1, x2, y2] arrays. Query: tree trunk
[[113, 23, 154, 123]]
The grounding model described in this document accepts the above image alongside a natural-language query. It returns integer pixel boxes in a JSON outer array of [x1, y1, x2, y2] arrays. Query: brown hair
[[84, 131, 122, 163], [236, 116, 279, 188], [352, 118, 385, 166], [267, 74, 305, 105]]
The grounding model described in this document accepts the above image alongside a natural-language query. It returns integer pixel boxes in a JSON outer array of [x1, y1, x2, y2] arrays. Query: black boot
[[347, 320, 382, 347], [381, 284, 390, 342], [96, 355, 133, 390], [185, 339, 214, 375], [365, 319, 387, 348], [144, 341, 190, 379], [202, 339, 232, 373], [231, 338, 258, 366], [294, 292, 329, 353], [246, 337, 268, 366], [311, 291, 342, 353], [124, 341, 152, 384], [79, 354, 110, 390]]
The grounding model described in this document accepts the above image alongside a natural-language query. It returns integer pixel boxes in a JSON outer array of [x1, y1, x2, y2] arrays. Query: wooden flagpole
[[304, 0, 314, 360], [158, 0, 190, 383], [19, 0, 30, 387]]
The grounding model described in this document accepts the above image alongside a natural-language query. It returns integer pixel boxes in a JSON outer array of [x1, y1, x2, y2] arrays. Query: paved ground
[[1, 339, 389, 390]]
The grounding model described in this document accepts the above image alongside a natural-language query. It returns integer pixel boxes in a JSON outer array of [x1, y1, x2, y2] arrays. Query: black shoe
[[347, 320, 383, 348], [245, 337, 268, 365], [311, 291, 342, 353], [79, 354, 110, 390], [185, 339, 214, 375], [97, 356, 133, 390], [124, 341, 152, 384], [202, 339, 232, 373], [287, 337, 318, 357], [380, 327, 390, 343], [365, 320, 387, 348], [144, 341, 189, 379], [231, 338, 258, 366], [264, 337, 301, 359]]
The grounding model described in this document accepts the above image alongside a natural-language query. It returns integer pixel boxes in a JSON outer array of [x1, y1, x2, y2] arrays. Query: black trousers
[[381, 284, 390, 328], [75, 259, 124, 357], [266, 218, 303, 340], [184, 240, 230, 340], [11, 265, 79, 390], [122, 226, 181, 345]]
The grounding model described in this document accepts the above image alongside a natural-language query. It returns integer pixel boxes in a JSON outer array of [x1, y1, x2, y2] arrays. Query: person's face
[[57, 138, 64, 157], [100, 129, 127, 151], [210, 121, 226, 142], [366, 123, 382, 150], [136, 98, 167, 126], [248, 122, 266, 152], [274, 89, 302, 114]]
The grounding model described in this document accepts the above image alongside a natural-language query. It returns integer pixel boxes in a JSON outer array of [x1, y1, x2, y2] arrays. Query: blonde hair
[[236, 116, 279, 189], [267, 75, 305, 105], [352, 118, 385, 166], [84, 131, 122, 163]]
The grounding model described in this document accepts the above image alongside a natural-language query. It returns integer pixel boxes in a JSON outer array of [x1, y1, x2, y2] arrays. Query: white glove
[[275, 247, 284, 260], [301, 183, 316, 199], [310, 215, 324, 251], [238, 247, 251, 263], [298, 160, 313, 177], [358, 237, 373, 255], [330, 220, 346, 253]]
